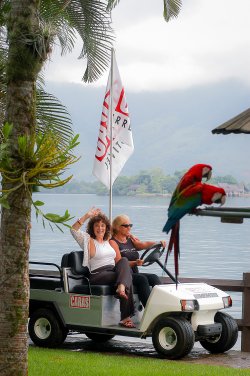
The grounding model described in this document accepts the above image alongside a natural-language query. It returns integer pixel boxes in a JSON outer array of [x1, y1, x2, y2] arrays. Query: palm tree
[[0, 1, 181, 374]]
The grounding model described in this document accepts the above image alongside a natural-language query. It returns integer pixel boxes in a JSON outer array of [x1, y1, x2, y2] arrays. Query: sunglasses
[[121, 224, 133, 228]]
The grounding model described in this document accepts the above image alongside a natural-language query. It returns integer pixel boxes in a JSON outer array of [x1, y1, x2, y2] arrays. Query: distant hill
[[46, 79, 250, 183]]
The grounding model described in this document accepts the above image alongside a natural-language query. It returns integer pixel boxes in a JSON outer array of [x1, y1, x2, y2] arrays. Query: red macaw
[[169, 164, 212, 208], [163, 181, 226, 284]]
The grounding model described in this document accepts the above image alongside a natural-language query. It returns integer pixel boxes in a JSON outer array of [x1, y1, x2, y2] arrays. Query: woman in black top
[[110, 214, 166, 307]]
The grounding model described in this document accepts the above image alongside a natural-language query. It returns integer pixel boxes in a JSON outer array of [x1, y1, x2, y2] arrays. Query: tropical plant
[[0, 1, 182, 375], [107, 0, 182, 21]]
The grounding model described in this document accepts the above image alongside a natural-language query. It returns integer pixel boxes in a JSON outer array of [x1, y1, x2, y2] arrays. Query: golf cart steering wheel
[[140, 243, 165, 267]]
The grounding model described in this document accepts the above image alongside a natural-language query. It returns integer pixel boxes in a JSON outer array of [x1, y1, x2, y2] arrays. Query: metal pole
[[196, 206, 250, 212], [194, 207, 250, 219], [109, 48, 114, 222], [241, 273, 250, 352]]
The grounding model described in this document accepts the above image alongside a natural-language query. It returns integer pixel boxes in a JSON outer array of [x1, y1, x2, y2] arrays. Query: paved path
[[56, 333, 250, 369]]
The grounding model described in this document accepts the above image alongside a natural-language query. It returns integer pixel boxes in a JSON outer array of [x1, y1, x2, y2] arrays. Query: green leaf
[[44, 213, 62, 222], [0, 196, 10, 209], [44, 210, 73, 223], [2, 122, 13, 139], [18, 135, 28, 155], [33, 200, 44, 206]]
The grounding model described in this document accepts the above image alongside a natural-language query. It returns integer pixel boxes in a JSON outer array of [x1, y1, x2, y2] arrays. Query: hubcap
[[206, 334, 221, 344], [159, 326, 177, 350], [34, 318, 51, 339]]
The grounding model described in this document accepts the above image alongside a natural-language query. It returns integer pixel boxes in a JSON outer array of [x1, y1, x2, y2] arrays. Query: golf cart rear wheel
[[29, 308, 67, 347], [85, 333, 115, 342], [199, 311, 238, 353], [152, 317, 194, 359]]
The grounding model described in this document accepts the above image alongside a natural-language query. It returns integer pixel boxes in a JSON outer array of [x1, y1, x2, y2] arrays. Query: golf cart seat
[[61, 251, 116, 296]]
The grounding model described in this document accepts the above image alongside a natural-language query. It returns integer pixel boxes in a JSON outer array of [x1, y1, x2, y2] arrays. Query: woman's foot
[[115, 284, 128, 300], [119, 318, 136, 328]]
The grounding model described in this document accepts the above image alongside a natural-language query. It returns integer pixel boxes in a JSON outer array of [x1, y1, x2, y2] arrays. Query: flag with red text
[[93, 54, 134, 188]]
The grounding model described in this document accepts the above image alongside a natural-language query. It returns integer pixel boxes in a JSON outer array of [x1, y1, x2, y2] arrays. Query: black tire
[[85, 332, 115, 343], [29, 308, 67, 348], [200, 312, 238, 353], [152, 317, 194, 359]]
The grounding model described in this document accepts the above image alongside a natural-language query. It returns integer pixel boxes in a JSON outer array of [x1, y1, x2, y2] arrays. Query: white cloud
[[44, 0, 250, 91]]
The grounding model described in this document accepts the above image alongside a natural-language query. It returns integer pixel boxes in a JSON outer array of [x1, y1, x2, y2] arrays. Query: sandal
[[119, 319, 136, 329]]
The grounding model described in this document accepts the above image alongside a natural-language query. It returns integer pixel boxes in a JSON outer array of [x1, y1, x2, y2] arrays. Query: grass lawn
[[29, 347, 250, 376]]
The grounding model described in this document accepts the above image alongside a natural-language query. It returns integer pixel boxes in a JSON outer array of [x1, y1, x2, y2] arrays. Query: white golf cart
[[29, 243, 238, 360]]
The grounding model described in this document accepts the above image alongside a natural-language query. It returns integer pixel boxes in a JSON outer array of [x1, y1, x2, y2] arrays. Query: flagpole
[[109, 48, 114, 222]]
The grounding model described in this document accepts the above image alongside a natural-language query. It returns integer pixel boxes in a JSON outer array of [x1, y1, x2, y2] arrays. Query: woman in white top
[[71, 207, 135, 328]]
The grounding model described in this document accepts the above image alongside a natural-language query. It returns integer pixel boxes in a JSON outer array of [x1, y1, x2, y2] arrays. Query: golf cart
[[29, 243, 238, 360]]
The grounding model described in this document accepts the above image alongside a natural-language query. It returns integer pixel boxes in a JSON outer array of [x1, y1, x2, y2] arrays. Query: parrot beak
[[202, 167, 212, 181], [220, 195, 226, 206], [206, 169, 212, 181], [212, 193, 226, 205]]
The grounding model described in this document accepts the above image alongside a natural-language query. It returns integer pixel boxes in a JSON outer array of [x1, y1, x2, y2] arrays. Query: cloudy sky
[[44, 0, 250, 92], [43, 0, 250, 183]]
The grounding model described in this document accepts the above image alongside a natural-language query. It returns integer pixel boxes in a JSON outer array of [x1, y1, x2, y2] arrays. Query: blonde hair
[[112, 214, 130, 236]]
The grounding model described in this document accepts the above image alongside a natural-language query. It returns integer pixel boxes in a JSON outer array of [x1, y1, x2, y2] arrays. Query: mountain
[[45, 79, 250, 182]]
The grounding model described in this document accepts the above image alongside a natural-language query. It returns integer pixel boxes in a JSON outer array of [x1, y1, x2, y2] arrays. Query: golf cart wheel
[[85, 332, 115, 342], [199, 312, 238, 353], [29, 308, 67, 347], [152, 317, 194, 359]]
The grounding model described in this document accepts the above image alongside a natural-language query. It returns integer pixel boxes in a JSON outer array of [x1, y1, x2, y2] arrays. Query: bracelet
[[77, 218, 83, 226]]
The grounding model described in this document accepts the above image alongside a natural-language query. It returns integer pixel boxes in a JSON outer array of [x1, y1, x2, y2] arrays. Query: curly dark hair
[[86, 213, 111, 240]]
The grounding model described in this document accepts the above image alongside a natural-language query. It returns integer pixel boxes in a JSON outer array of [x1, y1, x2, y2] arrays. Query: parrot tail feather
[[174, 221, 180, 288], [163, 221, 180, 286]]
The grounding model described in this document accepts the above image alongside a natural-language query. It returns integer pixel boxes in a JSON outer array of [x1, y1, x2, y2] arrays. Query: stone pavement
[[55, 333, 250, 369]]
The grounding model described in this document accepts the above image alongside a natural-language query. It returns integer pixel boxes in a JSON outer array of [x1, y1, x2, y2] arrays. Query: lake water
[[30, 194, 250, 320]]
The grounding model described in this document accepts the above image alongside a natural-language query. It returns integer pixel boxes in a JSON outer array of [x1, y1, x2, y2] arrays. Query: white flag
[[93, 54, 134, 188]]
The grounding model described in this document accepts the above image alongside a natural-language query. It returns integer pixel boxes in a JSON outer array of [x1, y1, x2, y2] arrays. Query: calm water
[[30, 194, 250, 319]]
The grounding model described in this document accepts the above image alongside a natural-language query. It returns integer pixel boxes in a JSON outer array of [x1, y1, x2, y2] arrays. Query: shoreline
[[37, 191, 250, 198]]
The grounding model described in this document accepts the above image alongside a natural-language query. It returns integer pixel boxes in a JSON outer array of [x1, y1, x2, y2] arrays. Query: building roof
[[212, 108, 250, 134]]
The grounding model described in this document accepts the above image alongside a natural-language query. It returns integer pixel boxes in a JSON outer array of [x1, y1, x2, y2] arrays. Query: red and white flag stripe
[[93, 53, 134, 188]]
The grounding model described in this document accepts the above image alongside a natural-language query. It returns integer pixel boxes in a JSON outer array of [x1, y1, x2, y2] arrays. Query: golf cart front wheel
[[199, 311, 238, 353], [152, 317, 194, 359]]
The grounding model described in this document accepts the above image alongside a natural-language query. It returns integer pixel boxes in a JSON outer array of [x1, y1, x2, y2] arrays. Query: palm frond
[[0, 1, 10, 27], [40, 0, 114, 82], [36, 89, 73, 146], [39, 3, 78, 55], [163, 0, 182, 22], [107, 0, 182, 22], [106, 0, 121, 11], [66, 0, 114, 82]]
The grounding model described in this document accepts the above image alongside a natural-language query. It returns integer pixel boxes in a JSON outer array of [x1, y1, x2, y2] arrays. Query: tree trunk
[[0, 1, 43, 375]]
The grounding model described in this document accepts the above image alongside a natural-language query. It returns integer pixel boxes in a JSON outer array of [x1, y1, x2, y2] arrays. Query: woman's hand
[[87, 207, 101, 218], [136, 259, 144, 266], [129, 234, 140, 242], [160, 240, 167, 248], [71, 207, 101, 230]]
